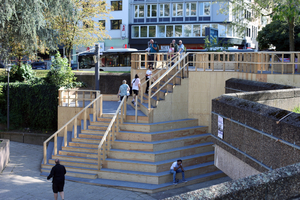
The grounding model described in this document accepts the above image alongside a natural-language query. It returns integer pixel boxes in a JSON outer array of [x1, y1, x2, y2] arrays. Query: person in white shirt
[[131, 74, 141, 106], [145, 66, 153, 94], [170, 159, 187, 185]]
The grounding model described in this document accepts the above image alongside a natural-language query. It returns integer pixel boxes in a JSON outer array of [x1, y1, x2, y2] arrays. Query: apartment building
[[128, 0, 262, 50]]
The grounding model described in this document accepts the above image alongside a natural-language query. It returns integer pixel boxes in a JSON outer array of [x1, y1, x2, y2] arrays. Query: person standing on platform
[[148, 39, 158, 68], [172, 39, 178, 53], [131, 74, 141, 106], [170, 159, 187, 185], [47, 159, 66, 200], [177, 40, 185, 57]]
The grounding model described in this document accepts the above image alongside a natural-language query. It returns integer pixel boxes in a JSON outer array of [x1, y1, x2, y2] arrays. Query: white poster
[[99, 43, 104, 53], [121, 24, 126, 40], [218, 115, 223, 139]]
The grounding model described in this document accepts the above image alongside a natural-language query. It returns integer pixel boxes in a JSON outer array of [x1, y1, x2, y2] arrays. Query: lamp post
[[5, 66, 11, 131]]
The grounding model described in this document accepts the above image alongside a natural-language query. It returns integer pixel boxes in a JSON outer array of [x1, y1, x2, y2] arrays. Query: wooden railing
[[131, 52, 178, 69], [97, 96, 127, 170], [132, 51, 300, 74], [43, 94, 103, 164], [58, 89, 100, 107]]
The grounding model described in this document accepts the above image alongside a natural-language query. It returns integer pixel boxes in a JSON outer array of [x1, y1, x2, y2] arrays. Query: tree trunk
[[288, 17, 295, 51], [66, 46, 72, 67]]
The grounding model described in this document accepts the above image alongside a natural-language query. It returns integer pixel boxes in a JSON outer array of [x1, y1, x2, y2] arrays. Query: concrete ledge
[[164, 162, 300, 200], [0, 139, 9, 173], [0, 132, 52, 146]]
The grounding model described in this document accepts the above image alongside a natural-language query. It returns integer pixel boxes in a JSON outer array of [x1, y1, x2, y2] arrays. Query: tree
[[257, 20, 300, 51], [219, 0, 300, 51], [0, 0, 74, 66], [49, 0, 111, 65]]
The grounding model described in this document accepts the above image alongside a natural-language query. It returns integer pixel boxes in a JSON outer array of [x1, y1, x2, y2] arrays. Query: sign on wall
[[218, 115, 224, 139], [121, 24, 126, 40]]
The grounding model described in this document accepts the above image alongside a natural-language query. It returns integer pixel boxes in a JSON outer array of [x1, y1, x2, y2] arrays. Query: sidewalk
[[0, 141, 230, 200]]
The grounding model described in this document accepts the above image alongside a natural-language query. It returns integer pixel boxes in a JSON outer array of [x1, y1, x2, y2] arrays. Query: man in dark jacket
[[47, 159, 67, 200]]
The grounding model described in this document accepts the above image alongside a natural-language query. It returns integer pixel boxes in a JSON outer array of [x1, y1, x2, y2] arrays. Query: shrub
[[46, 53, 77, 87], [293, 106, 300, 114], [9, 64, 36, 82]]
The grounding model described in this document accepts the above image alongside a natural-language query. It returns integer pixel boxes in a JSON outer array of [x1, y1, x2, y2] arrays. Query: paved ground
[[0, 141, 231, 200]]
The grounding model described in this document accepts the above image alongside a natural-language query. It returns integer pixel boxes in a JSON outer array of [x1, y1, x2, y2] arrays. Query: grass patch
[[73, 70, 130, 73], [293, 106, 300, 114]]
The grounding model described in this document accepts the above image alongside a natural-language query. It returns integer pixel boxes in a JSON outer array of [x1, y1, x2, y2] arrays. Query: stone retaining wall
[[0, 132, 52, 146]]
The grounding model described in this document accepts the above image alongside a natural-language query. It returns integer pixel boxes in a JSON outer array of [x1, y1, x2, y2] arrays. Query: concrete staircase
[[41, 115, 226, 193]]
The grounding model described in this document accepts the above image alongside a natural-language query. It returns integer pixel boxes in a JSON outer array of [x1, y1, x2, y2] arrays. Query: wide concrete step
[[78, 133, 103, 139], [72, 137, 102, 144], [69, 141, 98, 149], [88, 125, 108, 130], [80, 129, 105, 134], [48, 158, 98, 169], [119, 118, 199, 132], [62, 146, 98, 153], [41, 167, 97, 179], [103, 151, 214, 173], [98, 161, 218, 184], [117, 126, 208, 142], [40, 170, 227, 193], [108, 142, 214, 162], [112, 134, 211, 152], [59, 150, 98, 158], [52, 154, 98, 163]]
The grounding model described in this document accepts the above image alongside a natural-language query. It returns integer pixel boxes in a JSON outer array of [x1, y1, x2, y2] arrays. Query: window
[[160, 4, 170, 17], [158, 25, 165, 37], [175, 25, 182, 37], [200, 2, 211, 16], [246, 28, 251, 37], [193, 25, 200, 36], [219, 24, 226, 36], [202, 25, 209, 36], [134, 5, 144, 18], [227, 25, 232, 37], [186, 3, 197, 16], [147, 4, 157, 17], [111, 1, 122, 11], [99, 20, 105, 29], [212, 24, 218, 29], [141, 26, 147, 37], [149, 26, 156, 37], [166, 25, 173, 37], [173, 3, 183, 17], [132, 26, 139, 37], [184, 25, 192, 37], [245, 10, 251, 19], [111, 20, 122, 30]]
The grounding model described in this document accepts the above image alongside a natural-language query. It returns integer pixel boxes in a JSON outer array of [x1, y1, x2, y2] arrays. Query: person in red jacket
[[47, 159, 67, 200]]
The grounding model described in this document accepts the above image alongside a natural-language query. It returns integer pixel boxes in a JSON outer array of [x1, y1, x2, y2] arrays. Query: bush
[[0, 82, 59, 130], [9, 64, 36, 82], [46, 53, 77, 87], [293, 106, 300, 114]]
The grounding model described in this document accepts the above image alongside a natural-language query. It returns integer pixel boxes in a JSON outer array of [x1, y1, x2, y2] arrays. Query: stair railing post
[[135, 95, 138, 123], [98, 148, 101, 170], [74, 117, 77, 138], [121, 103, 124, 124], [140, 85, 143, 104], [93, 101, 96, 123], [67, 89, 70, 107], [75, 91, 78, 107], [59, 90, 62, 106], [54, 134, 57, 155], [100, 94, 103, 117], [64, 126, 67, 147], [124, 97, 127, 122], [84, 109, 87, 130], [43, 142, 47, 164], [148, 78, 151, 111], [83, 91, 85, 107]]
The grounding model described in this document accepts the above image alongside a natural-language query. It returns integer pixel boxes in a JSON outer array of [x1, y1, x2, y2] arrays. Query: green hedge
[[0, 82, 59, 130]]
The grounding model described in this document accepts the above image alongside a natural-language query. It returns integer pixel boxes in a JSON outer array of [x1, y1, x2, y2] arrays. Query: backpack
[[184, 46, 187, 52]]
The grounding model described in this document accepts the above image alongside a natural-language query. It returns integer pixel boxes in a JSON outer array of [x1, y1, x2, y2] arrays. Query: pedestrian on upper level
[[172, 39, 178, 53], [177, 40, 185, 57], [117, 80, 130, 102], [147, 39, 158, 68], [131, 74, 141, 106]]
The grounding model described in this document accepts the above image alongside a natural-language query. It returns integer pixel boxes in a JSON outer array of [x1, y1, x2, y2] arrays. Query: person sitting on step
[[170, 159, 187, 185]]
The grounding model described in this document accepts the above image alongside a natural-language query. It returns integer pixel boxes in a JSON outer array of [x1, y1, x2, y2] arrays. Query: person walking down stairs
[[170, 159, 188, 185], [131, 74, 141, 106]]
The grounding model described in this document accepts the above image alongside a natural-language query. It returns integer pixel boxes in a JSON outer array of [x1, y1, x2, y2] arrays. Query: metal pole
[[95, 44, 100, 90], [7, 70, 9, 130]]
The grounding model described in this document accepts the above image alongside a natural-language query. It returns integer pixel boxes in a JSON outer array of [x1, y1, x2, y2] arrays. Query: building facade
[[128, 0, 263, 50]]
